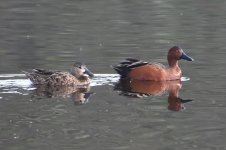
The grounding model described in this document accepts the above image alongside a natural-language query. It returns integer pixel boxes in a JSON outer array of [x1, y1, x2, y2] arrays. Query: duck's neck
[[78, 75, 89, 82], [167, 59, 181, 80], [168, 59, 178, 68]]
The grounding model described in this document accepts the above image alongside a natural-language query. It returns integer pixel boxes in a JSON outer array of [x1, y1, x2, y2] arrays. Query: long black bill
[[180, 51, 194, 61], [84, 67, 94, 78], [181, 99, 193, 103]]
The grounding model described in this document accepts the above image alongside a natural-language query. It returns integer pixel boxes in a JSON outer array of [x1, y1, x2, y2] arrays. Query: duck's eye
[[76, 65, 82, 69]]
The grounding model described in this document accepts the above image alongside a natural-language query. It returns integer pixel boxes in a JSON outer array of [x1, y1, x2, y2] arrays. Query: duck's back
[[113, 58, 167, 81], [45, 72, 77, 86], [129, 64, 167, 81], [25, 69, 84, 86], [24, 69, 54, 85]]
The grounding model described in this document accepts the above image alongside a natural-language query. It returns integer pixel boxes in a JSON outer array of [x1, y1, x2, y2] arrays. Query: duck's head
[[167, 46, 194, 66], [70, 62, 94, 79]]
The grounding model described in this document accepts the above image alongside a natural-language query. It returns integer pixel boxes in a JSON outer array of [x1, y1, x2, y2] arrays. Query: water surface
[[0, 0, 226, 150]]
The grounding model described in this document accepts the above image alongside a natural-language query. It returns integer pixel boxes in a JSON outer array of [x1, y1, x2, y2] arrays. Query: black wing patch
[[33, 69, 58, 75], [113, 58, 149, 78]]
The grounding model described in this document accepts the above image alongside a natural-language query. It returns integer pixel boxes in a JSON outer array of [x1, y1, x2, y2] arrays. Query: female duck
[[24, 62, 94, 86], [113, 46, 193, 81]]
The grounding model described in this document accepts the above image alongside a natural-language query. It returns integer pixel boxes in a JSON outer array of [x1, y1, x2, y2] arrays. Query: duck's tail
[[22, 70, 47, 85], [22, 70, 31, 78], [113, 58, 149, 78]]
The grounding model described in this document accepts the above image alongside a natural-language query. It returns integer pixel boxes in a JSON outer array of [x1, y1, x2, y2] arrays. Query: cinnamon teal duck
[[113, 46, 193, 81]]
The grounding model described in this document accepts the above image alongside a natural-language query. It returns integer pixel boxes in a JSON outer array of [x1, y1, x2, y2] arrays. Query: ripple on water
[[181, 77, 190, 81], [0, 74, 120, 98], [91, 74, 120, 86], [0, 79, 32, 88], [0, 74, 120, 88], [0, 74, 26, 78]]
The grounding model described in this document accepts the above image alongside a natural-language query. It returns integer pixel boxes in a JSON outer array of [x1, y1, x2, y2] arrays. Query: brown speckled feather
[[45, 72, 90, 86], [23, 63, 93, 87]]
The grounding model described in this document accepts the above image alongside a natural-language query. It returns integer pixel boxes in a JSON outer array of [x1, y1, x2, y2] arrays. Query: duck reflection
[[32, 85, 93, 105], [114, 79, 192, 111]]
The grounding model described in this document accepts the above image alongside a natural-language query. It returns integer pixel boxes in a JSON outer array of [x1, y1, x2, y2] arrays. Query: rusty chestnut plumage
[[113, 46, 193, 81]]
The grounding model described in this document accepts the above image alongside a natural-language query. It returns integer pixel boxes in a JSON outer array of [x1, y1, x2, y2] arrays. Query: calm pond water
[[1, 0, 226, 149]]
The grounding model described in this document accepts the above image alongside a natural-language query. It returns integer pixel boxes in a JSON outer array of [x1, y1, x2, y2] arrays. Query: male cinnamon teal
[[24, 62, 94, 86], [113, 46, 193, 81]]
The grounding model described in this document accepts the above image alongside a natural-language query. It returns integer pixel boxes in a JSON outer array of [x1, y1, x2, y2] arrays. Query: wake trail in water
[[0, 74, 120, 88], [0, 74, 190, 95]]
